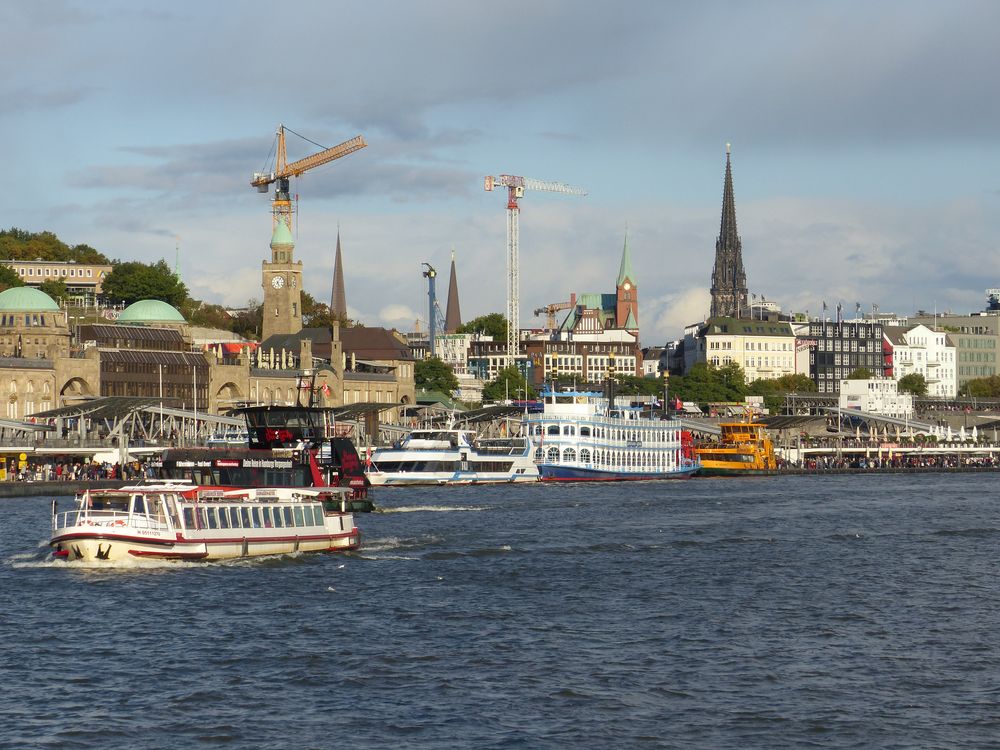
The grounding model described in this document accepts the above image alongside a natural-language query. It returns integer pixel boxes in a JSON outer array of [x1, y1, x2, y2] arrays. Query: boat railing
[[52, 509, 171, 532]]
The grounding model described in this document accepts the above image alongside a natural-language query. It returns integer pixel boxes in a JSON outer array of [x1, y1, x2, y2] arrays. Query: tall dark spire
[[710, 143, 748, 318], [330, 227, 347, 318], [445, 249, 462, 333]]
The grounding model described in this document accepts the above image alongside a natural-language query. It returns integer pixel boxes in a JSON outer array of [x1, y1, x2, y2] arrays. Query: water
[[2, 474, 1000, 749]]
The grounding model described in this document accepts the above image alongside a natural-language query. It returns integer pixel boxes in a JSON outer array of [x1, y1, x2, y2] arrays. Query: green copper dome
[[0, 286, 60, 311], [270, 218, 294, 247], [118, 299, 186, 323]]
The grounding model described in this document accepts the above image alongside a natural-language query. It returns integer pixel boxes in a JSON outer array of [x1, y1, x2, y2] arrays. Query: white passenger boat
[[524, 390, 699, 481], [49, 482, 360, 563], [366, 429, 539, 485]]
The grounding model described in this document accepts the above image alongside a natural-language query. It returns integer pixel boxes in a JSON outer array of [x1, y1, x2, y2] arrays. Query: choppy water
[[3, 474, 1000, 749]]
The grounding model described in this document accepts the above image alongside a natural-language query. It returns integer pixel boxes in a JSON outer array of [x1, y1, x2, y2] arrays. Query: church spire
[[445, 247, 462, 333], [330, 226, 347, 318], [617, 230, 635, 287], [710, 143, 748, 319]]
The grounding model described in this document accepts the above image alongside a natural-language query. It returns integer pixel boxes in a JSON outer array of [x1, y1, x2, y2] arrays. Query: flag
[[822, 301, 827, 311], [321, 383, 332, 396]]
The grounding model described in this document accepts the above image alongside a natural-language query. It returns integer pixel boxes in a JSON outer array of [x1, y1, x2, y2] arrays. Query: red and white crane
[[484, 175, 586, 368]]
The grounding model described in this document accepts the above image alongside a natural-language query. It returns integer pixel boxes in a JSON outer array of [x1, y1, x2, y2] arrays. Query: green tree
[[229, 300, 263, 340], [456, 312, 507, 340], [669, 362, 747, 404], [483, 365, 536, 402], [181, 300, 234, 330], [415, 356, 459, 395], [614, 374, 667, 397], [846, 367, 873, 380], [960, 375, 1000, 398], [0, 227, 110, 263], [897, 373, 928, 396], [0, 264, 25, 291], [747, 373, 817, 415], [38, 278, 69, 303], [101, 259, 188, 307]]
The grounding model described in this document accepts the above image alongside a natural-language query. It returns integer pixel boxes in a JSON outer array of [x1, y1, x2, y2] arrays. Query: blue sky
[[3, 0, 999, 343]]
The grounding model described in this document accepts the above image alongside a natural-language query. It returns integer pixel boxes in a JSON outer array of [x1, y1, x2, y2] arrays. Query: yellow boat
[[694, 420, 777, 476]]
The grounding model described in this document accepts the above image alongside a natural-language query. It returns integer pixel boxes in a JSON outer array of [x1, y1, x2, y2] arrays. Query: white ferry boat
[[366, 429, 539, 485], [524, 390, 699, 481], [49, 482, 360, 563]]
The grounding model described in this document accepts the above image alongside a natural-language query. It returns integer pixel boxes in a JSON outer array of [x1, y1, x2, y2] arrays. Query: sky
[[3, 0, 1000, 344]]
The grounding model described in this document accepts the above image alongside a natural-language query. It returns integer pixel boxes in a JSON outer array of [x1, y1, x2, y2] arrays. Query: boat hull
[[50, 528, 360, 563], [367, 471, 538, 486], [696, 466, 780, 477], [537, 464, 699, 482]]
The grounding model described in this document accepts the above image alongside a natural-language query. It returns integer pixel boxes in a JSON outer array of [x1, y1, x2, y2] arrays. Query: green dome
[[0, 286, 60, 311], [118, 299, 186, 323], [270, 218, 294, 247]]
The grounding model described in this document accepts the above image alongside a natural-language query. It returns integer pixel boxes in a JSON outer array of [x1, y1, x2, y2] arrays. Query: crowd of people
[[4, 460, 154, 483]]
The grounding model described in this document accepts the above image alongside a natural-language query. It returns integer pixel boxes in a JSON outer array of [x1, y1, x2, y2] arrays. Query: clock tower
[[615, 232, 639, 332], [261, 218, 303, 341]]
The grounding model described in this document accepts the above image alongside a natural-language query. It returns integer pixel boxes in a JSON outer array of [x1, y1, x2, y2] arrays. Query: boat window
[[250, 507, 262, 528], [200, 508, 211, 529], [580, 426, 591, 437], [240, 507, 252, 528], [532, 425, 542, 436], [283, 507, 294, 526], [546, 447, 559, 463], [218, 507, 231, 529], [580, 448, 591, 463], [562, 425, 574, 436], [312, 506, 324, 525], [206, 508, 219, 529], [534, 448, 542, 461], [131, 495, 146, 515], [547, 425, 559, 435], [293, 507, 304, 526], [182, 507, 196, 530]]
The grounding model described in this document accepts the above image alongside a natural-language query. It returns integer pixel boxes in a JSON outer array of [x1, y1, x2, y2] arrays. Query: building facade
[[839, 377, 914, 418], [2, 260, 113, 305], [806, 320, 887, 394], [691, 316, 796, 381], [883, 324, 957, 398], [909, 312, 999, 390]]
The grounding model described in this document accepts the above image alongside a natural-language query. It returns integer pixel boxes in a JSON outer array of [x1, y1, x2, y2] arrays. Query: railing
[[52, 509, 171, 532]]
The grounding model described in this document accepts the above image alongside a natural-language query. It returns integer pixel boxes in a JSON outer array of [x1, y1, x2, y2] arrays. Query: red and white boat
[[49, 482, 360, 563]]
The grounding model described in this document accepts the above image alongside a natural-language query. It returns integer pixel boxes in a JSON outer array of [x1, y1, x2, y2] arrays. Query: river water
[[2, 474, 999, 749]]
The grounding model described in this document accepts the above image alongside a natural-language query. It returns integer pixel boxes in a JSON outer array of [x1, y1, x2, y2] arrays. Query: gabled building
[[883, 324, 957, 398]]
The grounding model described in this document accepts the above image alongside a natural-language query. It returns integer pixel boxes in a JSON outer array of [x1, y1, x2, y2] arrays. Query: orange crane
[[533, 294, 577, 331], [251, 124, 367, 230]]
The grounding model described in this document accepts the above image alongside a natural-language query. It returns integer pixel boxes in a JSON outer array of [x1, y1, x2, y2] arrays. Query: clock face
[[271, 275, 285, 289], [623, 282, 631, 290]]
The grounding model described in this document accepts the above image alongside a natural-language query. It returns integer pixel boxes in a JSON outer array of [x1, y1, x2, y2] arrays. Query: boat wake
[[380, 505, 486, 514]]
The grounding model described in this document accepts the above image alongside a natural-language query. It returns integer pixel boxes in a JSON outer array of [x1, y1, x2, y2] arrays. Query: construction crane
[[484, 175, 586, 367], [251, 124, 367, 230], [422, 263, 447, 359], [534, 294, 577, 332]]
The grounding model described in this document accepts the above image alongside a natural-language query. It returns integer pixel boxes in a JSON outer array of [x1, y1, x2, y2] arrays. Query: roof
[[101, 350, 208, 367], [259, 327, 334, 359], [415, 389, 459, 409], [82, 324, 185, 346], [118, 299, 185, 323], [340, 326, 414, 361], [0, 286, 60, 311], [702, 317, 794, 337], [271, 218, 294, 246], [31, 396, 163, 420], [617, 233, 635, 286]]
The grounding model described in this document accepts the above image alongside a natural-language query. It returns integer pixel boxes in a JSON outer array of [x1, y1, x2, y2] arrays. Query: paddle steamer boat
[[50, 482, 360, 563], [524, 389, 699, 481]]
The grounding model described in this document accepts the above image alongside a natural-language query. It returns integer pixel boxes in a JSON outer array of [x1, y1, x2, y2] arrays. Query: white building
[[884, 324, 957, 398], [690, 316, 797, 381], [839, 378, 914, 418]]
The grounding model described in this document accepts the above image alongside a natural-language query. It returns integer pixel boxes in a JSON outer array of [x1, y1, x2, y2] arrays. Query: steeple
[[710, 143, 748, 319], [330, 227, 347, 318], [444, 248, 462, 333], [615, 230, 639, 332], [617, 231, 635, 287]]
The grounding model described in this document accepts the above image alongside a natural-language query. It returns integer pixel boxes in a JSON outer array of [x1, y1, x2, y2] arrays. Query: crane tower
[[484, 175, 586, 368], [251, 124, 367, 231]]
